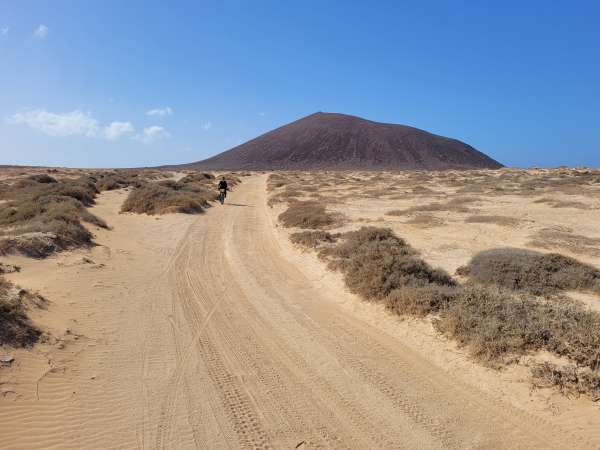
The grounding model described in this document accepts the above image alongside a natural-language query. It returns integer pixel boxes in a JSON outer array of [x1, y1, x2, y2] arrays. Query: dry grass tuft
[[0, 277, 44, 347], [290, 231, 340, 249], [532, 362, 600, 400], [278, 201, 345, 229], [457, 248, 600, 296]]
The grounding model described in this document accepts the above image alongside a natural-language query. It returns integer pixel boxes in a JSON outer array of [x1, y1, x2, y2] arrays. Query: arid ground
[[1, 168, 600, 449]]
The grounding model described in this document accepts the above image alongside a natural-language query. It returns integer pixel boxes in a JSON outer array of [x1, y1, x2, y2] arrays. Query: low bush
[[457, 248, 600, 295], [322, 227, 454, 299], [531, 362, 600, 400], [278, 200, 344, 229], [121, 180, 217, 215], [27, 174, 57, 184], [436, 285, 600, 368], [385, 284, 459, 317], [0, 277, 43, 347], [0, 176, 107, 258], [179, 172, 215, 184], [290, 231, 339, 249]]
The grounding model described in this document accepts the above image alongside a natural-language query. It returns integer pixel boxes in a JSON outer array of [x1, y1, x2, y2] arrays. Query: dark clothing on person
[[218, 180, 228, 190]]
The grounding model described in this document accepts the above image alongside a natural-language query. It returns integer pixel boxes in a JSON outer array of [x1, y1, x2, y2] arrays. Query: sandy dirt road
[[0, 175, 595, 449]]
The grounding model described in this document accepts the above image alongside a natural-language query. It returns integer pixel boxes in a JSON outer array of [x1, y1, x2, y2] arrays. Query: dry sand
[[1, 173, 600, 449]]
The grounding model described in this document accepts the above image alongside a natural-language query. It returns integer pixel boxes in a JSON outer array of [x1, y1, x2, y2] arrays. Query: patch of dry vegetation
[[0, 277, 44, 347], [320, 227, 455, 299], [399, 197, 479, 215], [528, 227, 600, 257], [278, 200, 345, 229], [456, 248, 600, 296], [532, 362, 600, 400], [290, 231, 339, 249], [465, 215, 520, 227], [533, 197, 589, 209], [121, 171, 243, 215], [404, 214, 445, 227], [121, 178, 217, 215], [0, 175, 107, 258], [296, 225, 600, 398], [435, 285, 600, 367]]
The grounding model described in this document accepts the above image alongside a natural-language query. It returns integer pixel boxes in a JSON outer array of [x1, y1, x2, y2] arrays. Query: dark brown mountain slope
[[181, 112, 502, 170]]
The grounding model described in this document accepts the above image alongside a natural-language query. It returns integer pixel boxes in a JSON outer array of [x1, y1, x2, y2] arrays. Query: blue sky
[[1, 1, 599, 168]]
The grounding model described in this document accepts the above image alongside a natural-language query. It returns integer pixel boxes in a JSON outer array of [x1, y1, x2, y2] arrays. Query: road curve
[[151, 175, 588, 449]]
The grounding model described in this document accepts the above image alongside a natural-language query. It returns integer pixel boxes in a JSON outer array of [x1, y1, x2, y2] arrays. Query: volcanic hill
[[181, 112, 502, 170]]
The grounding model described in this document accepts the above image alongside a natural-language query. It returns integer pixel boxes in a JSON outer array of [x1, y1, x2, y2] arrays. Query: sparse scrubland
[[121, 171, 242, 215], [0, 174, 107, 258], [0, 167, 240, 348], [272, 168, 600, 399]]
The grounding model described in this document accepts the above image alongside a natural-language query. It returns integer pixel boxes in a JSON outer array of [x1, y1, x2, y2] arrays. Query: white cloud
[[1, 27, 9, 36], [202, 121, 212, 130], [10, 109, 98, 137], [103, 121, 135, 140], [135, 126, 170, 143], [10, 108, 172, 143], [33, 24, 48, 39], [146, 107, 173, 117], [258, 111, 266, 117]]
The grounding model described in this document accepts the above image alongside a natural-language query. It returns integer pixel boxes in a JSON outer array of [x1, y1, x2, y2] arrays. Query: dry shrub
[[321, 227, 454, 299], [278, 201, 344, 229], [121, 171, 233, 215], [457, 248, 600, 296], [27, 174, 57, 184], [532, 362, 600, 400], [528, 227, 600, 257], [178, 172, 215, 184], [385, 284, 459, 317], [92, 170, 144, 191], [434, 284, 600, 366], [465, 215, 520, 227], [0, 176, 107, 258], [121, 182, 211, 215], [0, 262, 20, 274], [290, 231, 339, 249], [0, 277, 44, 347]]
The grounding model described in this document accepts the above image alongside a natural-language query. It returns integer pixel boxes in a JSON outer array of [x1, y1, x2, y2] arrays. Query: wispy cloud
[[202, 121, 212, 130], [10, 109, 98, 137], [146, 107, 173, 117], [9, 109, 137, 142], [103, 121, 135, 140], [258, 111, 266, 117], [135, 126, 171, 143], [33, 24, 48, 39], [1, 27, 9, 36]]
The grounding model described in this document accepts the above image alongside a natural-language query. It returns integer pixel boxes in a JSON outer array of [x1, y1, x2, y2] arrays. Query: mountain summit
[[184, 112, 502, 170]]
